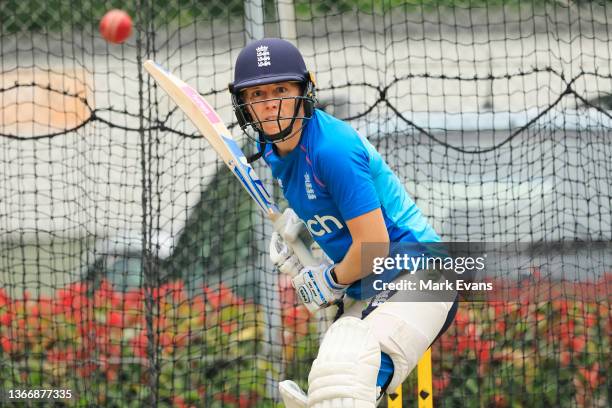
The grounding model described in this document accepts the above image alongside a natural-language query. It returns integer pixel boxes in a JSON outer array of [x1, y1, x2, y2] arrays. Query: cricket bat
[[143, 60, 317, 268]]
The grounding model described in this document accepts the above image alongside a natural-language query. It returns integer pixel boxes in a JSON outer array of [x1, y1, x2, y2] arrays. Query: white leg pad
[[280, 380, 308, 408], [365, 301, 451, 391], [307, 317, 381, 408]]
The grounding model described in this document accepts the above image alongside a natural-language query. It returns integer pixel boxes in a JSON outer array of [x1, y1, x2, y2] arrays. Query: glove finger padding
[[291, 264, 347, 314], [270, 231, 292, 265], [270, 232, 303, 277], [279, 254, 303, 277]]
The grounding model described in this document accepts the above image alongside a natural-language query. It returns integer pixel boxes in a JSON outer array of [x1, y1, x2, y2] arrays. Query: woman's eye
[[276, 87, 287, 94]]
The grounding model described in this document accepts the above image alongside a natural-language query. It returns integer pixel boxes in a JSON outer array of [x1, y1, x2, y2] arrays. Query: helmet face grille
[[232, 93, 316, 144]]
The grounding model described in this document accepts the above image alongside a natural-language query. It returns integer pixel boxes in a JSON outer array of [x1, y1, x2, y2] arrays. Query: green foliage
[[0, 0, 245, 34], [0, 280, 609, 406], [0, 281, 272, 407], [0, 0, 558, 34], [294, 0, 543, 17], [431, 299, 610, 407]]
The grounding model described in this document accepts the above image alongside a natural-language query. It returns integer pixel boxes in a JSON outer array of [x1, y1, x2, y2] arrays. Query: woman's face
[[241, 81, 304, 136]]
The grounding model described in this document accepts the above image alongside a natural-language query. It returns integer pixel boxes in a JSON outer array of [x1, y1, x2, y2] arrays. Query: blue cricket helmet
[[230, 38, 310, 92], [229, 38, 317, 153]]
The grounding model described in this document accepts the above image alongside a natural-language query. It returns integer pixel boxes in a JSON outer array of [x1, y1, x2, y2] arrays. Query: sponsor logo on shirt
[[304, 173, 316, 200], [306, 214, 343, 237]]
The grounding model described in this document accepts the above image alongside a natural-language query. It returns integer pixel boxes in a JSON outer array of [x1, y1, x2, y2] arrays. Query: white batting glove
[[292, 263, 348, 314], [274, 208, 304, 243], [269, 231, 303, 277]]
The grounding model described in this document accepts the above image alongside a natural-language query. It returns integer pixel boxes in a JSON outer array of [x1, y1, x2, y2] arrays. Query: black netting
[[0, 1, 609, 407]]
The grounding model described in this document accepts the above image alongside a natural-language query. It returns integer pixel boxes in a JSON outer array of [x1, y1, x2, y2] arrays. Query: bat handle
[[287, 238, 319, 268]]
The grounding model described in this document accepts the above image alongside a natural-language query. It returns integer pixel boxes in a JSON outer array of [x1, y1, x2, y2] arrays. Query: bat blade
[[143, 60, 279, 219], [144, 60, 317, 267]]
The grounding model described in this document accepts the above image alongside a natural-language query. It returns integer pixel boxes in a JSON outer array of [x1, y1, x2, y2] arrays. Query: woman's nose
[[263, 98, 279, 110]]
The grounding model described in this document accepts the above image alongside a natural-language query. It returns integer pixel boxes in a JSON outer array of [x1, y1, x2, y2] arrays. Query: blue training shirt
[[262, 109, 440, 298]]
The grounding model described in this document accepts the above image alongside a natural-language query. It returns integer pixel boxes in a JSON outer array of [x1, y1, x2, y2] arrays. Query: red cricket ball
[[99, 9, 133, 44]]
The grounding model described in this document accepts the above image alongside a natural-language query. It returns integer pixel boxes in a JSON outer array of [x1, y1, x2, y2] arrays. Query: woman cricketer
[[229, 38, 457, 408]]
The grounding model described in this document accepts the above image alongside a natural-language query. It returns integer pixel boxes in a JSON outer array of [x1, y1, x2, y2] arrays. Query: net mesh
[[0, 0, 610, 406]]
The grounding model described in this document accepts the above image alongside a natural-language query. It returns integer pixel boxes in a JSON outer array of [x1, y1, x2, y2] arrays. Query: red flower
[[490, 301, 505, 318], [67, 281, 88, 295], [151, 284, 169, 301], [36, 297, 53, 318], [93, 280, 121, 308], [105, 367, 118, 382], [454, 310, 469, 332], [131, 330, 148, 358], [203, 284, 244, 311], [578, 363, 601, 390], [107, 311, 125, 328], [570, 335, 586, 353], [438, 333, 455, 352], [76, 362, 97, 378], [0, 288, 9, 308], [283, 305, 310, 337], [476, 340, 494, 362], [238, 391, 260, 408], [490, 394, 508, 407], [558, 320, 575, 345], [496, 320, 506, 333], [553, 299, 569, 315], [559, 350, 571, 367], [203, 286, 221, 310], [220, 322, 238, 335], [583, 313, 597, 328], [159, 332, 173, 348], [214, 392, 240, 405], [0, 336, 12, 353], [172, 396, 188, 408], [0, 312, 13, 327], [456, 335, 470, 355], [168, 280, 187, 304], [46, 347, 86, 363], [278, 274, 296, 308], [432, 372, 450, 393], [123, 289, 144, 311], [190, 295, 206, 320], [218, 283, 244, 306], [154, 316, 169, 331]]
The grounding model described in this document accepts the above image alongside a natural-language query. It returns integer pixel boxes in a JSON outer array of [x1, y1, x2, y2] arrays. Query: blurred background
[[0, 1, 610, 407]]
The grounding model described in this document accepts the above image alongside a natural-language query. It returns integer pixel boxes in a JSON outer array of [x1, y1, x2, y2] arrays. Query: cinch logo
[[256, 45, 271, 67], [306, 215, 343, 237]]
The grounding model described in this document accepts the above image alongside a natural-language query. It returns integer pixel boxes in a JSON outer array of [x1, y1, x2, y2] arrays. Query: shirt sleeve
[[315, 136, 381, 221]]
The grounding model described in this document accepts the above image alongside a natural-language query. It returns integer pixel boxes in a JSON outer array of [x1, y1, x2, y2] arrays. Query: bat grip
[[287, 238, 318, 268]]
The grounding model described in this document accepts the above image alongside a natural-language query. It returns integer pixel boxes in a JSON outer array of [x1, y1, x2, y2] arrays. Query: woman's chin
[[263, 126, 284, 135]]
